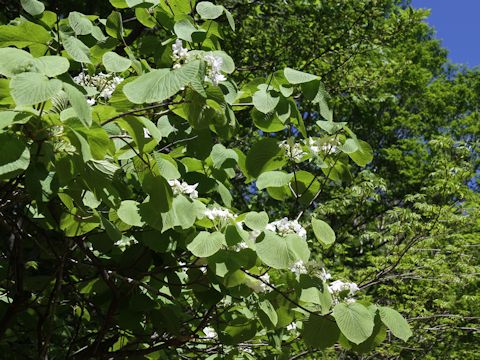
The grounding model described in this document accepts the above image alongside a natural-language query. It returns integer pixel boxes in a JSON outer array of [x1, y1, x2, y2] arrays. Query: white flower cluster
[[204, 207, 236, 222], [306, 137, 340, 156], [233, 241, 248, 252], [266, 218, 307, 240], [290, 260, 308, 275], [204, 53, 226, 85], [279, 140, 306, 162], [328, 279, 359, 304], [286, 322, 297, 331], [168, 179, 199, 199], [319, 268, 332, 281], [171, 40, 226, 85], [73, 72, 123, 106], [203, 326, 217, 339], [250, 273, 272, 293]]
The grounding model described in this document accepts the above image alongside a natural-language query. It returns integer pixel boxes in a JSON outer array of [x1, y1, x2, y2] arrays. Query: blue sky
[[411, 0, 480, 67]]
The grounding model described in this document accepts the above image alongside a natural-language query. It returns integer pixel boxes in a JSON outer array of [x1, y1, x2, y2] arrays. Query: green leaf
[[245, 138, 285, 178], [255, 231, 309, 269], [252, 85, 280, 114], [20, 0, 45, 15], [123, 60, 200, 104], [196, 1, 224, 20], [256, 171, 293, 190], [224, 9, 235, 31], [259, 300, 278, 327], [333, 303, 375, 345], [0, 21, 51, 48], [154, 153, 181, 180], [10, 72, 62, 106], [378, 307, 412, 341], [316, 120, 347, 134], [251, 108, 285, 133], [0, 47, 33, 77], [340, 138, 359, 154], [244, 211, 268, 231], [68, 12, 93, 35], [174, 19, 198, 42], [312, 218, 335, 248], [210, 143, 238, 169], [63, 83, 92, 127], [302, 314, 340, 349], [0, 134, 30, 179], [106, 11, 124, 39], [63, 35, 91, 64], [187, 231, 225, 257], [117, 200, 144, 227], [102, 51, 132, 73], [284, 67, 319, 84], [0, 111, 31, 130], [32, 56, 70, 77], [348, 139, 373, 166], [141, 173, 173, 213]]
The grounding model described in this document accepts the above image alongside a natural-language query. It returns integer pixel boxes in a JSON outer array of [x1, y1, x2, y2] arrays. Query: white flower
[[204, 207, 235, 222], [306, 137, 340, 156], [204, 53, 226, 85], [203, 326, 217, 339], [172, 39, 189, 60], [250, 273, 272, 293], [290, 260, 307, 275], [168, 179, 199, 199], [86, 98, 96, 106], [279, 141, 306, 162], [266, 218, 307, 240], [233, 241, 248, 252], [73, 72, 123, 101], [328, 280, 359, 296], [286, 322, 297, 331], [249, 229, 261, 241], [319, 268, 332, 281], [143, 128, 152, 139]]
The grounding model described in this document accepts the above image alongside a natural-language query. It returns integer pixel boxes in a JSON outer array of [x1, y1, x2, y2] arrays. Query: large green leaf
[[348, 139, 373, 166], [63, 35, 91, 64], [258, 300, 278, 328], [32, 56, 70, 77], [106, 11, 124, 39], [123, 60, 201, 104], [0, 134, 30, 179], [256, 171, 293, 190], [117, 200, 144, 227], [0, 21, 51, 48], [63, 83, 92, 127], [141, 173, 173, 213], [245, 138, 285, 178], [20, 0, 45, 16], [302, 315, 340, 349], [0, 48, 33, 77], [187, 231, 225, 257], [312, 218, 335, 248], [255, 231, 309, 269], [68, 12, 93, 35], [284, 67, 319, 84], [10, 72, 62, 106], [103, 51, 132, 73], [244, 211, 268, 231], [210, 143, 238, 169], [252, 85, 280, 114], [378, 307, 412, 341], [333, 303, 375, 345], [196, 1, 224, 20]]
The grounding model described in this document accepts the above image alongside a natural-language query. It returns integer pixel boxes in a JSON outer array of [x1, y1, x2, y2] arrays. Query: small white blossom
[[249, 229, 261, 241], [233, 241, 248, 252], [200, 266, 207, 274], [279, 141, 306, 162], [306, 137, 340, 156], [319, 268, 332, 281], [204, 207, 235, 222], [74, 72, 123, 102], [168, 179, 199, 199], [172, 39, 189, 60], [286, 322, 297, 331], [86, 98, 96, 106], [203, 326, 217, 339], [290, 260, 307, 275], [250, 273, 272, 293], [328, 280, 359, 296], [143, 128, 152, 139], [266, 218, 307, 240], [204, 53, 226, 85]]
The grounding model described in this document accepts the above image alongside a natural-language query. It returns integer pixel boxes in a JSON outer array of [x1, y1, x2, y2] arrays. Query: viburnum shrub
[[0, 0, 411, 358]]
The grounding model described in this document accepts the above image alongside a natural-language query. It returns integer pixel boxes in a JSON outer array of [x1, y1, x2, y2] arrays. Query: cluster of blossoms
[[171, 40, 226, 85], [202, 326, 217, 339], [233, 241, 248, 252], [289, 260, 308, 276], [167, 179, 199, 199], [73, 72, 123, 106], [266, 218, 307, 240], [328, 279, 359, 304], [279, 140, 307, 162], [204, 207, 236, 222], [250, 273, 272, 293], [306, 137, 340, 156]]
